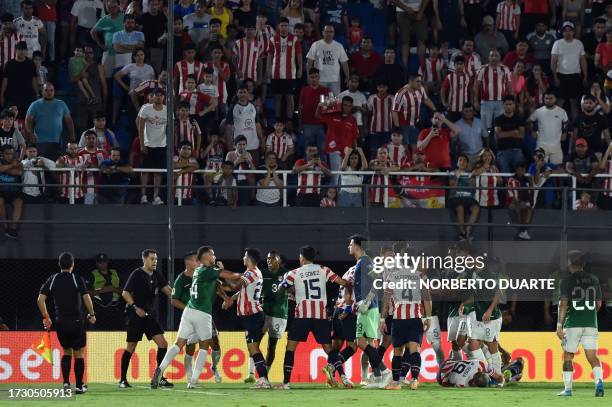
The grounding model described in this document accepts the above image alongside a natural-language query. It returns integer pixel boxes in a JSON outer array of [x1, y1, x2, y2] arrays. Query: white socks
[[490, 352, 502, 374], [211, 350, 221, 370], [563, 370, 573, 391], [593, 366, 603, 383], [248, 357, 255, 375], [159, 344, 180, 373], [191, 349, 208, 384], [361, 351, 369, 380], [184, 354, 193, 383], [471, 348, 487, 365], [482, 346, 493, 366]]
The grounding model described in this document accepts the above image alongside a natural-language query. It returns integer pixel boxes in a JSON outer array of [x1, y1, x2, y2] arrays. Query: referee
[[119, 249, 173, 388], [37, 252, 96, 394]]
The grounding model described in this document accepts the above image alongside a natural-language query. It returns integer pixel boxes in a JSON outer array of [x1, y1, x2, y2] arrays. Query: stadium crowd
[[1, 1, 612, 221]]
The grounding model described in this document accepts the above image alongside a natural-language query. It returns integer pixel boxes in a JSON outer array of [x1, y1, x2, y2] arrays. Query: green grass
[[0, 382, 606, 407]]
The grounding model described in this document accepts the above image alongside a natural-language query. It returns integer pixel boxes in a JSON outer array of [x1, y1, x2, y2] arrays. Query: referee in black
[[37, 252, 96, 394], [119, 249, 174, 388]]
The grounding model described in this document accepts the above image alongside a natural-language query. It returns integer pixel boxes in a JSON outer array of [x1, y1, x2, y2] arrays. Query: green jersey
[[559, 271, 601, 329], [187, 266, 221, 314], [447, 270, 474, 317], [262, 267, 289, 319], [171, 271, 193, 306], [473, 268, 501, 321]]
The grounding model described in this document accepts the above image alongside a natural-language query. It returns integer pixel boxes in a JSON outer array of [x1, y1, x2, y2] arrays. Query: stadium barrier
[[1, 331, 610, 383]]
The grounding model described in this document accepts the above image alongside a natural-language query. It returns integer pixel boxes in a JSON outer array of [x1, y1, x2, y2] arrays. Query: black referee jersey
[[123, 268, 169, 316], [40, 272, 88, 320]]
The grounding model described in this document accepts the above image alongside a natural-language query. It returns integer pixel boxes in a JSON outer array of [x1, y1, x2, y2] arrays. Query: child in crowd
[[69, 46, 97, 104], [418, 43, 446, 96], [384, 127, 411, 167], [320, 187, 337, 207], [348, 16, 364, 53], [507, 162, 534, 240], [265, 120, 294, 169], [32, 50, 48, 94], [212, 160, 238, 208], [575, 191, 596, 210]]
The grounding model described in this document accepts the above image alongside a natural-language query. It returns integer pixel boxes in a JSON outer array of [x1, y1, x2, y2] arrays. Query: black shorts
[[142, 147, 167, 169], [270, 79, 296, 95], [331, 308, 356, 342], [391, 318, 424, 347], [242, 312, 265, 343], [557, 73, 583, 99], [55, 318, 86, 350], [288, 318, 331, 344], [383, 315, 393, 336], [0, 190, 24, 203], [448, 196, 478, 210], [126, 315, 164, 342]]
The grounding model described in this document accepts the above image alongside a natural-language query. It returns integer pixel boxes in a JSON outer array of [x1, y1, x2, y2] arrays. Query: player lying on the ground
[[438, 359, 504, 387]]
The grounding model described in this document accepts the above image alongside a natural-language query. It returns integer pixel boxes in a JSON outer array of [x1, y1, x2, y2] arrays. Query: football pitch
[[0, 382, 606, 406]]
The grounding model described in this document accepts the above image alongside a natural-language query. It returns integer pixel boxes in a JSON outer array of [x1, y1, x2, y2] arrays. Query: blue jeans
[[402, 126, 419, 145], [303, 124, 326, 154], [337, 190, 363, 207], [480, 100, 504, 131], [43, 21, 56, 62], [496, 148, 524, 173]]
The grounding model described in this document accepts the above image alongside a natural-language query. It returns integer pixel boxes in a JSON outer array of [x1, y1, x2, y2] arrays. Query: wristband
[[556, 322, 562, 328], [423, 316, 432, 321], [87, 313, 95, 318], [343, 305, 352, 314]]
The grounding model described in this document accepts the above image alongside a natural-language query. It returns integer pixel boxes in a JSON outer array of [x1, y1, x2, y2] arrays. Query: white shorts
[[186, 321, 219, 345], [425, 316, 441, 344], [468, 314, 502, 342], [177, 307, 213, 343], [447, 315, 469, 342], [538, 144, 563, 165], [562, 327, 599, 354], [263, 315, 287, 339], [101, 51, 115, 78]]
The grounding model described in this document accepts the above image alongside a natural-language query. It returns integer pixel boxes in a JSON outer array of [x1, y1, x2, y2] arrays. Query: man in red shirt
[[315, 95, 359, 184], [502, 39, 537, 71], [595, 28, 612, 73], [349, 36, 383, 90], [416, 112, 460, 170], [299, 68, 329, 154]]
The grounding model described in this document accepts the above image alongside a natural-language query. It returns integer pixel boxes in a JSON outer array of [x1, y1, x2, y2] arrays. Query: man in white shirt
[[551, 21, 588, 120], [528, 88, 568, 165], [225, 83, 263, 164], [183, 0, 211, 49], [338, 74, 367, 139], [306, 24, 349, 95], [21, 144, 55, 202], [137, 88, 167, 205], [13, 0, 46, 58], [71, 0, 104, 45]]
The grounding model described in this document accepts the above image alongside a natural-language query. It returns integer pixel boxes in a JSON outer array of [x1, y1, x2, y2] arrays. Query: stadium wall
[[1, 332, 610, 384]]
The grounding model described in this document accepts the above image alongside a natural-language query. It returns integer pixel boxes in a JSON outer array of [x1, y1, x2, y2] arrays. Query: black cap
[[95, 253, 109, 263], [15, 41, 28, 50]]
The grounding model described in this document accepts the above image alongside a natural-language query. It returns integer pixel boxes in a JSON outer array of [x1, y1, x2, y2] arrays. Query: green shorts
[[356, 308, 380, 339]]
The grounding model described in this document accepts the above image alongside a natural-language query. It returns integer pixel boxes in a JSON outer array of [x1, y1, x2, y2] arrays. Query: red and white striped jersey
[[440, 360, 488, 387], [58, 156, 85, 199], [178, 90, 212, 115], [295, 159, 327, 194], [266, 132, 294, 158], [335, 266, 355, 308], [442, 71, 471, 112], [450, 51, 482, 78], [173, 156, 198, 199], [257, 25, 275, 55], [385, 265, 425, 319], [418, 57, 446, 82], [369, 159, 394, 204], [0, 32, 18, 69], [202, 60, 230, 104], [204, 142, 227, 171], [175, 119, 201, 153], [269, 33, 301, 80], [284, 263, 338, 319], [477, 64, 511, 101], [603, 160, 612, 196], [476, 165, 500, 207], [133, 80, 168, 103], [173, 60, 204, 93], [237, 267, 264, 316], [392, 85, 428, 126], [77, 148, 108, 195], [385, 142, 410, 166], [497, 1, 521, 31], [320, 197, 336, 207], [233, 38, 263, 80], [368, 93, 393, 133]]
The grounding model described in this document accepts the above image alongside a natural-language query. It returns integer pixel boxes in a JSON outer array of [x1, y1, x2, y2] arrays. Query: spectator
[[473, 148, 501, 208], [506, 162, 534, 240], [584, 81, 611, 114], [306, 24, 349, 95], [203, 44, 231, 114], [337, 147, 367, 207], [225, 135, 255, 206], [398, 150, 443, 208], [528, 89, 568, 166], [174, 42, 203, 94], [369, 147, 397, 206], [232, 24, 262, 82], [595, 27, 612, 74], [14, 0, 46, 59], [315, 95, 359, 184], [209, 0, 234, 39], [474, 49, 511, 134], [71, 45, 107, 134], [392, 74, 437, 149], [182, 0, 212, 54], [458, 0, 484, 36], [267, 16, 302, 121], [575, 191, 596, 210], [1, 41, 38, 123], [55, 142, 85, 203], [136, 87, 167, 205], [201, 132, 227, 197], [36, 0, 56, 62], [0, 13, 18, 71], [394, 0, 428, 69], [520, 0, 555, 38], [441, 55, 471, 122], [495, 0, 521, 49], [255, 151, 284, 207], [349, 36, 383, 90], [177, 75, 216, 125], [87, 253, 123, 330], [338, 75, 367, 142], [0, 108, 26, 160], [0, 144, 23, 239], [551, 21, 587, 120], [449, 38, 482, 80], [448, 153, 479, 241], [78, 112, 119, 154], [475, 16, 508, 63], [299, 68, 329, 154], [70, 45, 98, 105], [456, 103, 487, 169], [525, 63, 549, 113], [70, 0, 105, 49], [234, 0, 257, 30], [292, 144, 330, 206], [502, 39, 536, 71], [510, 60, 528, 115], [32, 50, 47, 95], [572, 94, 610, 157], [373, 47, 405, 94], [347, 16, 363, 53], [78, 130, 108, 205], [494, 95, 524, 173], [418, 43, 447, 96], [529, 147, 558, 209], [175, 0, 197, 19], [384, 127, 410, 167], [167, 15, 190, 64], [416, 112, 460, 171], [173, 141, 199, 205], [565, 138, 599, 193], [175, 101, 202, 156], [366, 80, 394, 159], [561, 0, 586, 38], [265, 120, 294, 169], [99, 147, 132, 204], [90, 0, 124, 80], [21, 143, 54, 203], [599, 142, 612, 209], [25, 82, 75, 161], [319, 187, 336, 207], [583, 18, 607, 75], [137, 0, 166, 74], [211, 160, 238, 207], [226, 84, 263, 163], [111, 14, 145, 112], [527, 21, 555, 72], [280, 0, 305, 34]]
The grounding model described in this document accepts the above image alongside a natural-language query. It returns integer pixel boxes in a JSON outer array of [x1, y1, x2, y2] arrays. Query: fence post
[[69, 169, 75, 205], [571, 176, 577, 211], [384, 175, 389, 208], [283, 172, 287, 207]]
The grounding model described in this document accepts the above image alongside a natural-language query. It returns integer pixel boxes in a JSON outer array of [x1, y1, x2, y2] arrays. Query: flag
[[32, 331, 53, 364]]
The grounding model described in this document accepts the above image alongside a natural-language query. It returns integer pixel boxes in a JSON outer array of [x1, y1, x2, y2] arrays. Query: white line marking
[[99, 382, 228, 396]]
